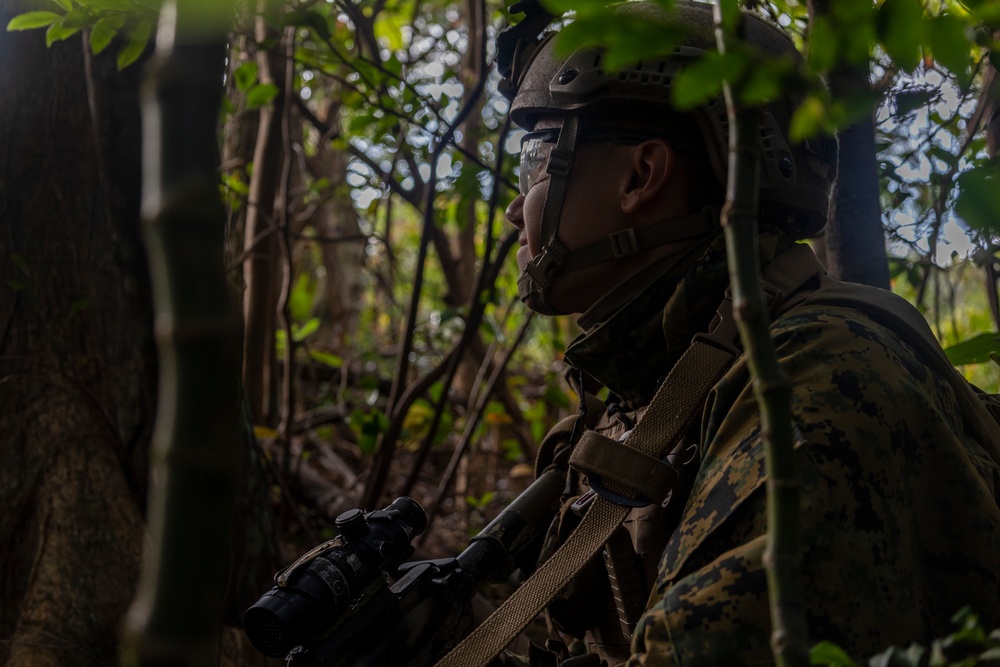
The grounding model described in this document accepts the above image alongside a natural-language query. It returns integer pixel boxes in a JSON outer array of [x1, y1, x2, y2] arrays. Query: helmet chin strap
[[517, 115, 581, 315], [516, 112, 720, 314], [518, 208, 721, 314]]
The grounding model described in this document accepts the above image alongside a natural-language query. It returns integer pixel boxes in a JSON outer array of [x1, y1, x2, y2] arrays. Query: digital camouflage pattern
[[543, 231, 1000, 667]]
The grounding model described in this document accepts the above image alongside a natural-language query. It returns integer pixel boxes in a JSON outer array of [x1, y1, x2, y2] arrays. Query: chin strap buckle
[[523, 241, 567, 284], [518, 242, 570, 314], [609, 228, 639, 258]]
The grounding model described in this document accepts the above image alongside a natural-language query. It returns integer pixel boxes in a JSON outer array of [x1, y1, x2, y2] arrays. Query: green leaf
[[233, 60, 258, 93], [45, 17, 81, 46], [943, 333, 1000, 366], [89, 14, 121, 54], [116, 20, 150, 70], [926, 15, 972, 87], [374, 11, 404, 50], [289, 272, 316, 323], [246, 82, 280, 108], [78, 0, 132, 10], [715, 0, 740, 32], [877, 0, 924, 72], [49, 0, 73, 11], [955, 162, 1000, 235], [867, 644, 928, 667], [893, 87, 936, 118], [965, 0, 1000, 27], [671, 51, 744, 111], [926, 145, 955, 168], [283, 8, 330, 40], [810, 640, 855, 667], [292, 317, 320, 342], [349, 409, 388, 456], [61, 7, 90, 29], [552, 11, 684, 72], [807, 15, 838, 72], [832, 0, 877, 66], [347, 111, 375, 133], [740, 59, 789, 106], [789, 93, 829, 141], [6, 10, 60, 30], [309, 350, 343, 369]]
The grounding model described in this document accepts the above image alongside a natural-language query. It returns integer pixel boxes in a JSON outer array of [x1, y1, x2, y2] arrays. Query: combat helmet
[[497, 0, 837, 314]]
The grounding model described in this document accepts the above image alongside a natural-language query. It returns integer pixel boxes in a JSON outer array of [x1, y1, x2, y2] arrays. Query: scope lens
[[244, 587, 321, 658], [244, 603, 294, 658]]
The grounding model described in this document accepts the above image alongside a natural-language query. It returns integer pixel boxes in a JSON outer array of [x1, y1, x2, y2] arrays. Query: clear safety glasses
[[518, 128, 562, 196], [517, 127, 698, 196]]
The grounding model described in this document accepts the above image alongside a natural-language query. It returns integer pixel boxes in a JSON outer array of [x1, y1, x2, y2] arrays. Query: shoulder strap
[[434, 331, 738, 667], [434, 244, 823, 667]]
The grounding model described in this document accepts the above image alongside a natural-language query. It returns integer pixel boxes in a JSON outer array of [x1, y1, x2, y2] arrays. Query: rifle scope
[[243, 497, 427, 657]]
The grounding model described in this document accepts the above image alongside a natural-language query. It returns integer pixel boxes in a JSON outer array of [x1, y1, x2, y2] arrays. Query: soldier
[[492, 1, 1000, 666]]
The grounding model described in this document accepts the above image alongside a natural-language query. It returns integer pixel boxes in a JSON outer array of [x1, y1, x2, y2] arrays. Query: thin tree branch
[[419, 310, 534, 542]]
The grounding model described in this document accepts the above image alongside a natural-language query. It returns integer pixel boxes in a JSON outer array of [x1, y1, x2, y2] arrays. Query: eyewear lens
[[518, 129, 559, 196], [517, 127, 697, 196]]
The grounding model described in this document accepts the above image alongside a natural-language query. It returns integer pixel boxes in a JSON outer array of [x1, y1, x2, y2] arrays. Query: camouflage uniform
[[540, 228, 1000, 667]]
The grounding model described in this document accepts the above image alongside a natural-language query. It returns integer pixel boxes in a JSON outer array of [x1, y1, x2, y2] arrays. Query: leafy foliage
[[5, 0, 160, 67], [811, 607, 1000, 667]]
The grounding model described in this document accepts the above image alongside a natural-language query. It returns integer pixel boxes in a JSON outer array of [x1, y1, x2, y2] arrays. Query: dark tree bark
[[824, 68, 892, 289], [0, 7, 275, 666], [0, 7, 153, 665], [806, 0, 891, 289], [241, 1, 289, 426]]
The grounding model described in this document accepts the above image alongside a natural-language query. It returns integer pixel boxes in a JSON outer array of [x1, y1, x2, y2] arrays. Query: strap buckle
[[587, 474, 652, 508], [584, 429, 651, 509], [523, 243, 566, 283], [691, 292, 741, 355], [609, 228, 638, 258], [546, 148, 572, 177]]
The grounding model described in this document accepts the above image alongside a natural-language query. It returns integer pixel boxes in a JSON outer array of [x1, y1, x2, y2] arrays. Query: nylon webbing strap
[[570, 432, 678, 504], [539, 114, 580, 248], [435, 497, 630, 667], [435, 342, 737, 667], [758, 243, 819, 294], [560, 207, 719, 273]]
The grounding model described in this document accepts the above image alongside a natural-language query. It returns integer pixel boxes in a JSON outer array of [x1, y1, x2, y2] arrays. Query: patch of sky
[[877, 69, 983, 265]]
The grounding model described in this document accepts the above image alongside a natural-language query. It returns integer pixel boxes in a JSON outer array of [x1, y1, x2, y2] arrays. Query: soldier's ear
[[620, 140, 673, 215]]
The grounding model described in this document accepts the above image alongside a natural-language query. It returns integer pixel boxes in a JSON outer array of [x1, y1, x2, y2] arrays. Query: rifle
[[244, 467, 566, 666]]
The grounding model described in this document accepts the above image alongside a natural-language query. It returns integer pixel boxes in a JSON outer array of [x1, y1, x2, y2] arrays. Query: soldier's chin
[[520, 290, 565, 317], [515, 245, 531, 273]]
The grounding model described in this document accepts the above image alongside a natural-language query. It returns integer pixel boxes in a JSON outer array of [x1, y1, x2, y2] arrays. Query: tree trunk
[[313, 101, 366, 350], [0, 10, 152, 665], [806, 0, 891, 289], [823, 69, 891, 289], [242, 2, 289, 426]]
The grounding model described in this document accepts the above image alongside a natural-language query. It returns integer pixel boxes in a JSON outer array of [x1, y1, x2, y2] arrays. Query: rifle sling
[[434, 244, 821, 667]]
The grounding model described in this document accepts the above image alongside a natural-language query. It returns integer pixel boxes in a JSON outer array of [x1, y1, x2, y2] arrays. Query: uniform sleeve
[[623, 306, 1000, 667]]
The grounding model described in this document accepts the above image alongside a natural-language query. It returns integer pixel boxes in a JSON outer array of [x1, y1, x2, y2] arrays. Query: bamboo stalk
[[712, 3, 808, 667], [121, 0, 239, 665]]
